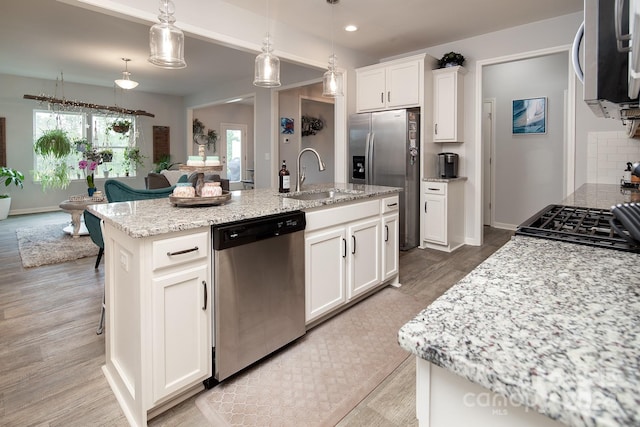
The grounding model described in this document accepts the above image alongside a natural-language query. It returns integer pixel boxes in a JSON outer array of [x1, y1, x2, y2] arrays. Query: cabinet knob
[[424, 201, 428, 213], [387, 91, 391, 103], [351, 235, 356, 254], [434, 123, 438, 135], [385, 225, 389, 242], [380, 92, 384, 103]]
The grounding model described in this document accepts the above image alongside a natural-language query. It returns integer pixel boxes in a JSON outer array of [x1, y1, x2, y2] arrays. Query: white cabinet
[[347, 217, 381, 299], [382, 196, 400, 281], [305, 226, 347, 321], [421, 180, 465, 252], [151, 264, 210, 403], [304, 196, 398, 324], [433, 66, 466, 143], [356, 56, 424, 112], [102, 226, 211, 426]]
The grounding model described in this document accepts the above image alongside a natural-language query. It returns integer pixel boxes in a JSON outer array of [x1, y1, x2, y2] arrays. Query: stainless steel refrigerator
[[349, 108, 420, 250]]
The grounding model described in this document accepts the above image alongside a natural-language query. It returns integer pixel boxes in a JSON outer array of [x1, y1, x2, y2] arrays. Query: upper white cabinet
[[356, 55, 425, 112], [433, 66, 466, 143]]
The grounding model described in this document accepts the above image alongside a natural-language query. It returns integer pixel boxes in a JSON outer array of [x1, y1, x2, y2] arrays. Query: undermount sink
[[283, 189, 363, 201]]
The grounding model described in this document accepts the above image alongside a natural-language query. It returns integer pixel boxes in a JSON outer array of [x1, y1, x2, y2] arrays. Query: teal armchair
[[89, 178, 187, 335]]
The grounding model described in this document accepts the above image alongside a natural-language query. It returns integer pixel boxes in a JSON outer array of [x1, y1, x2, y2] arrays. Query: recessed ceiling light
[[344, 25, 358, 32]]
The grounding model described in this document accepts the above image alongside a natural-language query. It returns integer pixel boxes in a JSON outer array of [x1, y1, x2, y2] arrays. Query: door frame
[[482, 98, 496, 227], [473, 44, 576, 244]]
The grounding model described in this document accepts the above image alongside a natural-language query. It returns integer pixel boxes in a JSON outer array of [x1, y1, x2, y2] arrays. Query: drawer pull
[[386, 202, 398, 208], [427, 188, 440, 191], [385, 225, 389, 242], [342, 238, 347, 258], [202, 281, 207, 311], [167, 246, 199, 257], [424, 201, 428, 213], [351, 235, 356, 254]]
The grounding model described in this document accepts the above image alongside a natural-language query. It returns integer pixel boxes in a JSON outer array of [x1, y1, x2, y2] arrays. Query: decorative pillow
[[160, 169, 187, 186]]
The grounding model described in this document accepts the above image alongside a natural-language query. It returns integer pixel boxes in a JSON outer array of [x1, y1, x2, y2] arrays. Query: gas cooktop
[[515, 204, 640, 253]]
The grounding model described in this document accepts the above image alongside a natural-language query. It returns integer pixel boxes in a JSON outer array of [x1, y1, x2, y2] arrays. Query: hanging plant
[[34, 129, 72, 159], [438, 52, 465, 68], [110, 119, 131, 134]]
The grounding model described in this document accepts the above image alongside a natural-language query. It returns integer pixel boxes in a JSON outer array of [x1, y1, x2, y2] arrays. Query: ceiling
[[0, 0, 584, 97]]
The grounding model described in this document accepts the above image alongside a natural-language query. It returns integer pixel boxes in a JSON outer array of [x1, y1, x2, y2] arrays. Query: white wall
[[192, 102, 255, 180], [0, 73, 185, 213], [587, 131, 640, 183], [484, 53, 568, 228]]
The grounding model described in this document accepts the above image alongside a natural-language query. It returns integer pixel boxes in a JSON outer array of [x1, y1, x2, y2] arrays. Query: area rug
[[16, 223, 99, 268], [195, 286, 424, 427]]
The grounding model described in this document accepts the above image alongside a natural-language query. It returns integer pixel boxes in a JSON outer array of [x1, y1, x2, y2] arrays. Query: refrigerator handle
[[365, 132, 372, 184], [368, 132, 375, 185]]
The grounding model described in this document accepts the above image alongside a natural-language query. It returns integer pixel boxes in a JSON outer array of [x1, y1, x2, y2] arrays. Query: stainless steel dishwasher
[[210, 211, 306, 382]]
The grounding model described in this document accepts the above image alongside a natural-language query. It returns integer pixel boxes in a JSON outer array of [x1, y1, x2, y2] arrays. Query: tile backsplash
[[587, 131, 640, 184]]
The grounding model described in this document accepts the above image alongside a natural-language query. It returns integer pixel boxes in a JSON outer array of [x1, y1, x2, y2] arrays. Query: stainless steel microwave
[[574, 0, 640, 120]]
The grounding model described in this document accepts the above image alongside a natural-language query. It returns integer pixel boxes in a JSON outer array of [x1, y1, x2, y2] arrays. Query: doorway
[[480, 49, 573, 231]]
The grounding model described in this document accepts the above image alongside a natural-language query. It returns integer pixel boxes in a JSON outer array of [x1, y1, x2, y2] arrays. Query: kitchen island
[[87, 183, 401, 427], [398, 183, 640, 427]]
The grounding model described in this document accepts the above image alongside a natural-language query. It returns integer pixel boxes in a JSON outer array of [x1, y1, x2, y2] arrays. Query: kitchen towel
[[195, 286, 424, 427]]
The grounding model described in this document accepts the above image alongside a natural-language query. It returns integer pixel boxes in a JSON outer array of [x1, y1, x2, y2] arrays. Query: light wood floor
[[0, 211, 512, 426]]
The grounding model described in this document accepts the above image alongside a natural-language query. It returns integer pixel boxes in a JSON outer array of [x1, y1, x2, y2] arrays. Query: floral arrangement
[[438, 51, 465, 68], [79, 159, 98, 189]]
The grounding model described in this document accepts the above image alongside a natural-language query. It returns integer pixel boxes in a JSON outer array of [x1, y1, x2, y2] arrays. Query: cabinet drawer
[[306, 199, 380, 231], [152, 231, 208, 271], [381, 196, 400, 213], [423, 182, 447, 196]]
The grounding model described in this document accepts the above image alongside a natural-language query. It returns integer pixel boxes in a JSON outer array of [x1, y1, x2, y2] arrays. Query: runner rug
[[195, 286, 424, 427], [16, 223, 99, 268]]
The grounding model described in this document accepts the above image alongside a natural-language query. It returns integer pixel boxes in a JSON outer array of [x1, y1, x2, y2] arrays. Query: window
[[33, 110, 137, 188], [221, 123, 247, 183]]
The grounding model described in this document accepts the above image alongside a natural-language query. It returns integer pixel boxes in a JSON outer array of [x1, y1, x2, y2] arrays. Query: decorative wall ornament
[[280, 117, 294, 134], [301, 116, 324, 136]]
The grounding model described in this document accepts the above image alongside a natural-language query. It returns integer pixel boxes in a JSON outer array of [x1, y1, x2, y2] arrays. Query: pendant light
[[114, 58, 139, 90], [323, 0, 343, 97], [149, 0, 187, 69], [253, 0, 281, 87]]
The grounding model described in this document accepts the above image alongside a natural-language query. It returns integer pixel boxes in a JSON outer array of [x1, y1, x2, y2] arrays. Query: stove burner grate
[[515, 205, 640, 253]]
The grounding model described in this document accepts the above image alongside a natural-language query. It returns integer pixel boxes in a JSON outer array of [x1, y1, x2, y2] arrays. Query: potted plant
[[33, 162, 70, 191], [110, 119, 132, 134], [99, 148, 113, 163], [0, 167, 24, 220], [124, 146, 146, 174], [153, 154, 177, 173], [438, 51, 465, 68], [34, 129, 72, 159], [103, 167, 112, 178], [74, 138, 92, 153], [206, 129, 218, 151]]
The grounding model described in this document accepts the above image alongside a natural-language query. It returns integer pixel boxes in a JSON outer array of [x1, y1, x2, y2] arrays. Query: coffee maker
[[437, 152, 459, 178]]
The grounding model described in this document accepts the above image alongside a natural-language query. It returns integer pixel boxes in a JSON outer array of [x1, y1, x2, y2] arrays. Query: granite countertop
[[562, 183, 640, 208], [87, 183, 400, 238], [423, 176, 468, 183], [398, 235, 640, 426]]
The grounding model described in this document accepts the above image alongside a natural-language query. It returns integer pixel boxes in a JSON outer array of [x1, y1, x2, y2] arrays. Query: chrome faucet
[[296, 148, 326, 192]]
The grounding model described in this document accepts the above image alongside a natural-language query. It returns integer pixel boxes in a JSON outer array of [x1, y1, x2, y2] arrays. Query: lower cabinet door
[[347, 217, 381, 299], [424, 194, 447, 245], [305, 227, 347, 323], [382, 213, 399, 281], [151, 264, 211, 404]]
